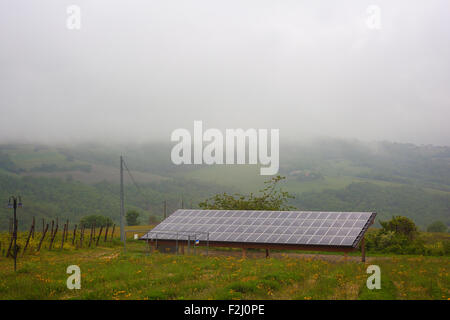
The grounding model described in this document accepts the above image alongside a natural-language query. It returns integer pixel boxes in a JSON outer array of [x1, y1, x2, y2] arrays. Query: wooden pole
[[31, 217, 35, 239], [22, 219, 35, 256], [80, 225, 85, 247], [54, 218, 58, 239], [242, 247, 246, 259], [49, 223, 58, 250], [60, 223, 67, 249], [96, 226, 103, 246], [37, 224, 49, 252], [265, 248, 270, 259], [50, 220, 54, 238], [61, 223, 66, 244], [6, 232, 13, 257], [72, 224, 77, 245], [88, 225, 93, 247], [361, 237, 366, 263], [104, 225, 109, 242], [110, 224, 115, 241]]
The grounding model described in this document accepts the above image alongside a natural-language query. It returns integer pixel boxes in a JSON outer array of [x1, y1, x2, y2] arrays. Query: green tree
[[199, 175, 295, 211], [380, 216, 418, 240], [79, 215, 113, 228], [126, 210, 140, 226], [427, 221, 448, 233]]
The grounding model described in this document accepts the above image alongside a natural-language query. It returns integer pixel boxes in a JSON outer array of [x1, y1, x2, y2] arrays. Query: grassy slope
[[0, 232, 448, 300], [178, 164, 363, 194], [176, 161, 450, 195]]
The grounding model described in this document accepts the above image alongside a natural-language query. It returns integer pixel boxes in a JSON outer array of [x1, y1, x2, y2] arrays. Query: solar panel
[[141, 210, 376, 248]]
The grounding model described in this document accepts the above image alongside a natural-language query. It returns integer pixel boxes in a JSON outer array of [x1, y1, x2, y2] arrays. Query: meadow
[[0, 230, 448, 300]]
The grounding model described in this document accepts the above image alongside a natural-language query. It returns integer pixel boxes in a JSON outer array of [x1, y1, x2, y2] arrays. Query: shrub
[[126, 210, 140, 226], [380, 216, 418, 240], [365, 216, 427, 255]]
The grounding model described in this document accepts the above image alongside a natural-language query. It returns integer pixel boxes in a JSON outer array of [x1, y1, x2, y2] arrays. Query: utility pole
[[120, 156, 125, 243], [163, 200, 167, 219]]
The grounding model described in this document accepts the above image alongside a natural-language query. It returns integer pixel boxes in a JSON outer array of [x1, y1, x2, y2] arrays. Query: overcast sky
[[0, 0, 449, 145]]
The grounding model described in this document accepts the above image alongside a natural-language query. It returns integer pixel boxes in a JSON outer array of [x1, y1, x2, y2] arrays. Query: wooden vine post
[[88, 225, 93, 247], [104, 225, 109, 242], [110, 224, 116, 241], [31, 217, 35, 239], [72, 224, 77, 246], [49, 223, 58, 250], [22, 218, 35, 256], [60, 223, 67, 250], [50, 220, 54, 238], [6, 233, 13, 257], [37, 224, 49, 252], [96, 226, 103, 246], [80, 225, 85, 248]]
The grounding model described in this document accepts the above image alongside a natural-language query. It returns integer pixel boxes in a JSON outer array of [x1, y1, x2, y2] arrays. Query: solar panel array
[[141, 210, 376, 248]]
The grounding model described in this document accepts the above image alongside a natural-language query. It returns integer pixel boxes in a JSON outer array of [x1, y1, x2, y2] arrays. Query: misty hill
[[0, 139, 449, 230]]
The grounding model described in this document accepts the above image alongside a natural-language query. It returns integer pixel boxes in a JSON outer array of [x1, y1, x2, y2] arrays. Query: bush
[[380, 216, 418, 240], [365, 216, 427, 255], [126, 210, 140, 226]]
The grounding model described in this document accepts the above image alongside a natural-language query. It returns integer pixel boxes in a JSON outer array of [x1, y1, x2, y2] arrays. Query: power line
[[122, 158, 154, 211], [122, 158, 143, 194]]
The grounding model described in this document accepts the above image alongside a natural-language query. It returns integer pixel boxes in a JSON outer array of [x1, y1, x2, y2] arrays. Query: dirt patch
[[100, 252, 120, 260]]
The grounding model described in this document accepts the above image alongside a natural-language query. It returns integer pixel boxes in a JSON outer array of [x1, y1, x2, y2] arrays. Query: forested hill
[[0, 173, 230, 231], [0, 139, 449, 230]]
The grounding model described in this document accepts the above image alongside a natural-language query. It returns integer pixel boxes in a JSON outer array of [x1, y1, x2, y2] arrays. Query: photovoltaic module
[[141, 210, 376, 248]]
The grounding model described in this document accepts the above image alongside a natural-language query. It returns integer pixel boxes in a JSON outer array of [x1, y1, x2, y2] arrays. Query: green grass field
[[0, 231, 448, 300], [176, 162, 436, 195]]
